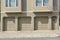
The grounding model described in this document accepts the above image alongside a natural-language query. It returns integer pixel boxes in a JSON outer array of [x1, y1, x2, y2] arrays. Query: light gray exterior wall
[[1, 0, 60, 31]]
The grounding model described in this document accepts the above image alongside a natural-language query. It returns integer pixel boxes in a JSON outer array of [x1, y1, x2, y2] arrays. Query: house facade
[[1, 0, 60, 31]]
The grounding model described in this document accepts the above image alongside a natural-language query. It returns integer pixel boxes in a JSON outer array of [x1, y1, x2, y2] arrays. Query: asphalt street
[[0, 37, 60, 40]]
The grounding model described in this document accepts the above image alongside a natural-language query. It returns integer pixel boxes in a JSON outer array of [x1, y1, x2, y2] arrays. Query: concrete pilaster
[[1, 17, 3, 31], [55, 16, 59, 30], [31, 16, 34, 31], [48, 16, 52, 30], [15, 17, 18, 31]]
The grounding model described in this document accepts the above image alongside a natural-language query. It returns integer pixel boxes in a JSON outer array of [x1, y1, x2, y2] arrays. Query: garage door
[[18, 17, 32, 31], [34, 17, 48, 30], [3, 17, 16, 31]]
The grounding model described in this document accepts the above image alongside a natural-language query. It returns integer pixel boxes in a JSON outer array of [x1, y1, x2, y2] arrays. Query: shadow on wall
[[53, 0, 58, 11], [22, 0, 27, 11], [0, 0, 1, 30], [6, 13, 27, 17]]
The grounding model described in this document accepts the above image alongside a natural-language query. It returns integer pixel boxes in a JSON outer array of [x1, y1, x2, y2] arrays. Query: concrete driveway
[[0, 37, 60, 40], [0, 30, 60, 38]]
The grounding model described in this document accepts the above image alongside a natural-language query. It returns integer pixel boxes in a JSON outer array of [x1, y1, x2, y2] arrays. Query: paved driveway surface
[[0, 37, 60, 40]]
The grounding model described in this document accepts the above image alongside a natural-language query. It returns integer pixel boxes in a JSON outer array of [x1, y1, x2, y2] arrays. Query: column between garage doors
[[48, 16, 52, 30], [15, 17, 18, 31]]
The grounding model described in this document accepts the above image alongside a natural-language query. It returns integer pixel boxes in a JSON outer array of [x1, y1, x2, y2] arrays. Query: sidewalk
[[0, 30, 60, 38]]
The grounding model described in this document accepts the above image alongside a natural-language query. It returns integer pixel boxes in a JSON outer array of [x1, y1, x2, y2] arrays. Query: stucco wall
[[1, 0, 59, 31]]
